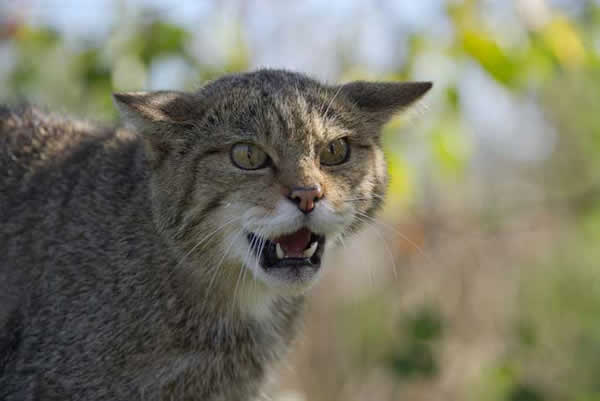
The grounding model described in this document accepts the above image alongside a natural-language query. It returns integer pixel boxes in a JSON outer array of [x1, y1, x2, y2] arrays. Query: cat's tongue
[[274, 228, 312, 258]]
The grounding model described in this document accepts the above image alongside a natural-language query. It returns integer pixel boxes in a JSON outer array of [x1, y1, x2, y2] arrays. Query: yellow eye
[[230, 143, 270, 170], [320, 138, 350, 166]]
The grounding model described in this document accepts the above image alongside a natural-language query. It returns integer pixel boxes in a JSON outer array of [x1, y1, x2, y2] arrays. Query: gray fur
[[0, 70, 431, 400]]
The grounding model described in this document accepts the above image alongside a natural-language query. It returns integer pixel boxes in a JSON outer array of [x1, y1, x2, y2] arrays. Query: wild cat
[[0, 69, 431, 400]]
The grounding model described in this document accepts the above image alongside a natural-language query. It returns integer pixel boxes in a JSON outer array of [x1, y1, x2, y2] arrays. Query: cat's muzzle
[[247, 227, 326, 271]]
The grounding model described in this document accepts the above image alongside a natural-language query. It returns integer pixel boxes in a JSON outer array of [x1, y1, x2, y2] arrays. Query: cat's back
[[1, 104, 132, 198], [0, 104, 153, 282], [0, 104, 146, 220], [0, 106, 175, 400], [2, 104, 96, 175]]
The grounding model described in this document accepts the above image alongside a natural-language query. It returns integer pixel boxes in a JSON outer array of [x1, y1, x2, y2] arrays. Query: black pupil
[[247, 146, 253, 164]]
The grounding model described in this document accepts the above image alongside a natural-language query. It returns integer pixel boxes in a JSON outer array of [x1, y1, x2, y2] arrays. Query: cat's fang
[[276, 243, 285, 259], [246, 231, 326, 269], [303, 241, 318, 258]]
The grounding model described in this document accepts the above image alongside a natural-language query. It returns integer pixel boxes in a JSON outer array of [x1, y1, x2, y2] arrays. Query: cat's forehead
[[204, 75, 350, 144], [201, 69, 322, 93]]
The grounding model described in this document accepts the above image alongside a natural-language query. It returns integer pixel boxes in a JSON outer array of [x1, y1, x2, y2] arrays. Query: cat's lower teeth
[[247, 231, 325, 266], [276, 243, 285, 259], [303, 241, 318, 258]]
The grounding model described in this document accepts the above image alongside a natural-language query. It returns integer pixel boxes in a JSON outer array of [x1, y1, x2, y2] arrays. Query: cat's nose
[[288, 185, 324, 214]]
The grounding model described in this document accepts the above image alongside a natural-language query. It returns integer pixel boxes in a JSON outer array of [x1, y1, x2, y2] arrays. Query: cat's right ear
[[113, 91, 200, 167], [113, 91, 199, 133]]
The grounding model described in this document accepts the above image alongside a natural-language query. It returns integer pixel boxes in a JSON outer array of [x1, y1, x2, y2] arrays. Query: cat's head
[[114, 70, 431, 298]]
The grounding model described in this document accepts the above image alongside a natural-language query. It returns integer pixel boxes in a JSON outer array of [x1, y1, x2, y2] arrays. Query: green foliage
[[430, 118, 470, 178], [459, 29, 520, 86], [389, 342, 438, 378], [336, 298, 444, 381], [0, 14, 248, 120], [136, 21, 190, 64], [387, 305, 444, 379], [408, 305, 443, 341], [508, 385, 545, 401]]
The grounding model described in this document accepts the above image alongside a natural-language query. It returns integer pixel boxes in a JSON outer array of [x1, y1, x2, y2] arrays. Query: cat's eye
[[230, 143, 270, 170], [320, 138, 350, 166]]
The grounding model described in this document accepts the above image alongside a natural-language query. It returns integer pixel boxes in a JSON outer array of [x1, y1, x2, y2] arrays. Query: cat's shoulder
[[0, 103, 111, 147], [0, 104, 129, 174]]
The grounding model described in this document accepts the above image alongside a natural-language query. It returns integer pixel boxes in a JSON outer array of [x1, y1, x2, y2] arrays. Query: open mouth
[[247, 227, 326, 270]]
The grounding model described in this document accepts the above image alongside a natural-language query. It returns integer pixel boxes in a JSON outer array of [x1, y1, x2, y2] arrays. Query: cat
[[0, 69, 431, 400]]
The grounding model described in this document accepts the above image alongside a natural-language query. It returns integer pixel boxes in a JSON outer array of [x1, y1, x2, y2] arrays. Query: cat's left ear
[[113, 91, 199, 133], [338, 81, 432, 125]]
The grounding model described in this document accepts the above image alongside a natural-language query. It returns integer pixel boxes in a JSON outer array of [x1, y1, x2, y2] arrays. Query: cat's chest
[[139, 293, 302, 400], [129, 325, 276, 400]]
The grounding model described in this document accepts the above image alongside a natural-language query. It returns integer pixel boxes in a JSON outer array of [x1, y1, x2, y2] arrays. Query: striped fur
[[0, 70, 430, 400]]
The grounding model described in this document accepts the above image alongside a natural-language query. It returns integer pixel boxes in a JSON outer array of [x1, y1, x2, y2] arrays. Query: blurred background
[[1, 0, 599, 400]]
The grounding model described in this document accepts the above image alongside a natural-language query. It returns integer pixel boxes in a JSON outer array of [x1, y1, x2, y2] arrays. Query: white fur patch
[[220, 198, 355, 318]]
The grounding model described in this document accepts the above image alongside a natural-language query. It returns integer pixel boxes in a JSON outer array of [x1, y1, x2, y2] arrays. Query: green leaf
[[430, 117, 471, 178], [409, 306, 443, 342], [389, 342, 438, 378], [136, 21, 190, 65], [507, 384, 544, 401], [459, 29, 518, 86]]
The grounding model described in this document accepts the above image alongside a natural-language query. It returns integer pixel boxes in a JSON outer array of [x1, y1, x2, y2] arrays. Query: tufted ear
[[113, 91, 200, 133], [338, 81, 432, 125]]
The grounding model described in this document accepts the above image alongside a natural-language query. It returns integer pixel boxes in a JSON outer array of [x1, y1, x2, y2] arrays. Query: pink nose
[[288, 186, 324, 213]]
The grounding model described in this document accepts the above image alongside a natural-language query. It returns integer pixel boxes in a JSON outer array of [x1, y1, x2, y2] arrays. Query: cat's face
[[115, 70, 431, 297]]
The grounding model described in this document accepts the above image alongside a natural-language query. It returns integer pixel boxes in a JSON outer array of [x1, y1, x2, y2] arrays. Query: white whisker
[[233, 223, 266, 312], [323, 85, 344, 121], [176, 216, 243, 269], [204, 229, 244, 303], [354, 210, 433, 267]]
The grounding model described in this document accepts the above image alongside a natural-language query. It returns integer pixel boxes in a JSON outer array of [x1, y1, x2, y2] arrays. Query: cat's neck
[[166, 260, 305, 323], [163, 267, 305, 350]]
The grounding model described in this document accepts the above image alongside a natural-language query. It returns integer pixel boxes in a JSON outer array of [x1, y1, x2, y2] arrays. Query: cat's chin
[[244, 228, 326, 290]]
